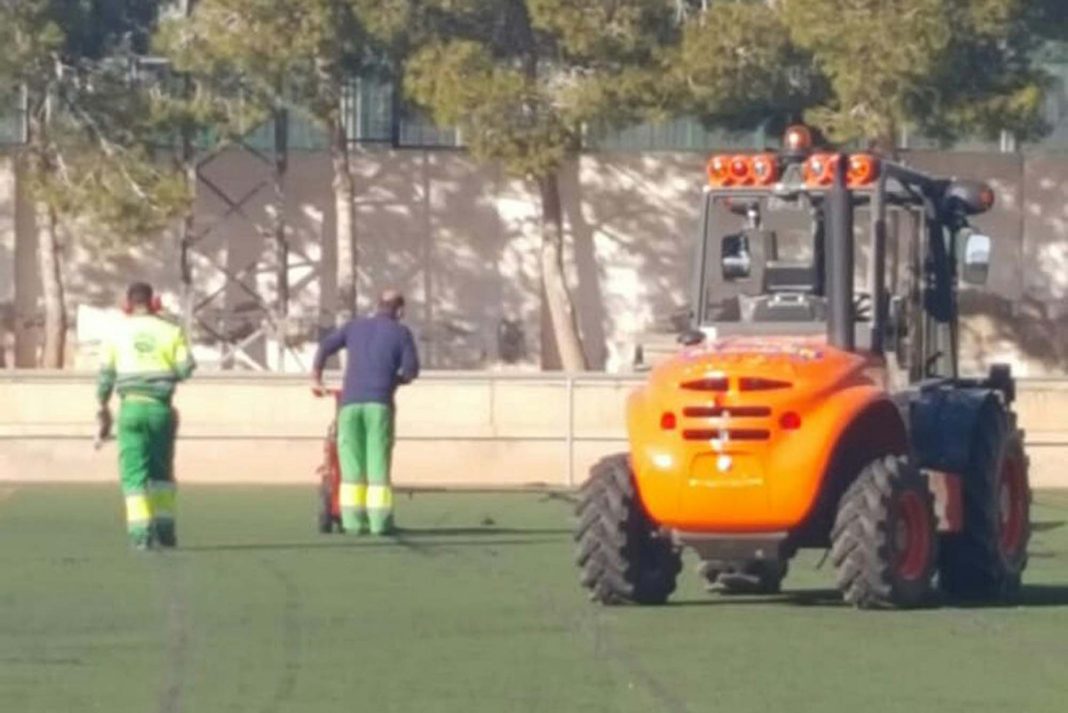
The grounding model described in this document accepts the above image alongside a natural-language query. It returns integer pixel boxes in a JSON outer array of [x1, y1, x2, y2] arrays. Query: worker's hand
[[311, 378, 327, 397], [94, 406, 112, 449], [97, 406, 112, 434]]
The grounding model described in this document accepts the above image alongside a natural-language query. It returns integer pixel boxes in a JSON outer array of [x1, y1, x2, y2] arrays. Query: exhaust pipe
[[826, 154, 854, 351]]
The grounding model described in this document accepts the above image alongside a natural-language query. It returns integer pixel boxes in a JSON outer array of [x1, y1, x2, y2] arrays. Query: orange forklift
[[575, 126, 1029, 609]]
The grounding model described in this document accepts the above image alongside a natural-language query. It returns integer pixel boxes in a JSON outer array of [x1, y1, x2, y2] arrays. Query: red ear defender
[[121, 299, 133, 315]]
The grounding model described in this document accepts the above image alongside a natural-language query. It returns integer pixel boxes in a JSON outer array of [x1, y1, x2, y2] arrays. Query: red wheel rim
[[894, 491, 931, 581], [998, 454, 1027, 557]]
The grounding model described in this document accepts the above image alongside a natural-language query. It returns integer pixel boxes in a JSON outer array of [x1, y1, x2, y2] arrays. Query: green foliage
[[404, 0, 678, 179], [166, 0, 410, 127], [37, 145, 190, 248], [672, 1, 826, 132], [152, 12, 272, 145], [780, 0, 1048, 145], [0, 1, 192, 245], [0, 2, 65, 83]]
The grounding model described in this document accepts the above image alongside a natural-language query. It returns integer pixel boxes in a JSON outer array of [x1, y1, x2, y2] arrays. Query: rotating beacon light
[[803, 153, 881, 188], [706, 153, 780, 188], [783, 124, 814, 156]]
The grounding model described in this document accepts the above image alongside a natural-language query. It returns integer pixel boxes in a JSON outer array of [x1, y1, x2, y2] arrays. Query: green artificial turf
[[1, 485, 1067, 713]]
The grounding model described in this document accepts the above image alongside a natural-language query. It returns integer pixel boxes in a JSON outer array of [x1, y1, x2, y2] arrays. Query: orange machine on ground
[[575, 126, 1029, 609]]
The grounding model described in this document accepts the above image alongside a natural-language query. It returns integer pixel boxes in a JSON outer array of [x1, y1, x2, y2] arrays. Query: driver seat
[[747, 260, 825, 322]]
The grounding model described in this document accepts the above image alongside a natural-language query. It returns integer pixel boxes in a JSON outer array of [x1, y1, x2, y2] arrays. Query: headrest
[[763, 261, 816, 293]]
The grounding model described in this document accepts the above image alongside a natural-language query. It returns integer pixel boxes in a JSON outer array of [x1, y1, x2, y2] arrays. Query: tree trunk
[[26, 91, 67, 369], [330, 117, 357, 324], [273, 106, 289, 366], [177, 66, 197, 338], [537, 172, 587, 372], [37, 205, 66, 368]]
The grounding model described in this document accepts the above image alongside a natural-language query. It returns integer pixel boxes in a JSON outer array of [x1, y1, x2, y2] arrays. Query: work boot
[[130, 529, 154, 551], [341, 512, 369, 535], [155, 521, 178, 548], [369, 513, 396, 537]]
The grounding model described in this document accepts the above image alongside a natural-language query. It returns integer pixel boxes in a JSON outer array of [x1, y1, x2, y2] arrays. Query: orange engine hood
[[627, 336, 890, 533], [648, 336, 877, 394]]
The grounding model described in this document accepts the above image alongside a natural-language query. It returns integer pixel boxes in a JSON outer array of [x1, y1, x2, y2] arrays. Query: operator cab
[[711, 198, 827, 325], [686, 126, 996, 382]]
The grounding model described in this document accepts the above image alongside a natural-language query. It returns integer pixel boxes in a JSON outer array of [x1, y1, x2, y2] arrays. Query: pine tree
[[165, 0, 411, 324], [780, 0, 1048, 149], [405, 0, 678, 370], [0, 1, 191, 367]]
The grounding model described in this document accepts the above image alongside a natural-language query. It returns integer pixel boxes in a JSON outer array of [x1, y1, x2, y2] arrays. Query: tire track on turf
[[519, 559, 690, 710], [424, 523, 693, 713], [493, 507, 691, 712], [579, 606, 693, 713], [256, 556, 304, 713], [157, 557, 191, 713]]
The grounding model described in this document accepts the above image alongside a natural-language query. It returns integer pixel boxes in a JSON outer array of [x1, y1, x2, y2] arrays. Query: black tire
[[831, 455, 938, 609], [574, 454, 681, 605], [704, 560, 789, 595], [939, 405, 1030, 600]]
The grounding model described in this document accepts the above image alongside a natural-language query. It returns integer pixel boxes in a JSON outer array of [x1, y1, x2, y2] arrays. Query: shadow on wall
[[430, 155, 534, 369], [960, 292, 1068, 374], [41, 148, 334, 371], [350, 149, 543, 370], [66, 240, 176, 309], [0, 241, 10, 367], [22, 148, 1068, 375], [562, 154, 707, 370], [951, 152, 1068, 376], [559, 161, 610, 370], [0, 157, 14, 367]]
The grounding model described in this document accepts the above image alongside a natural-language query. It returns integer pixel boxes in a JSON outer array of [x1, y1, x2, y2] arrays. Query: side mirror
[[677, 329, 706, 347], [721, 233, 752, 280], [961, 233, 991, 286]]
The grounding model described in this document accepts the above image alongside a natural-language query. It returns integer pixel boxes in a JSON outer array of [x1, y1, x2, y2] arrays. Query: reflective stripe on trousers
[[125, 493, 151, 527], [148, 481, 176, 521]]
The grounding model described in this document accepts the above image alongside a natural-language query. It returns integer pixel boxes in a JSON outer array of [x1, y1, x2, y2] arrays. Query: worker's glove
[[94, 406, 113, 449]]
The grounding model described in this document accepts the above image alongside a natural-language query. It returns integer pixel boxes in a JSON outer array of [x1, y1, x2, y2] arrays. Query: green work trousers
[[337, 402, 395, 535], [117, 397, 178, 548]]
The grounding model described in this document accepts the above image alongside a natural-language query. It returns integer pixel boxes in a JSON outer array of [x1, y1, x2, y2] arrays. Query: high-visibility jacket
[[97, 314, 196, 403]]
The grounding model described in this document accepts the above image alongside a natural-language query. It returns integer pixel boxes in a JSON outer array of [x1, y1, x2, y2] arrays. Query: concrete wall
[[2, 373, 1068, 489], [0, 372, 633, 488], [0, 156, 14, 367], [3, 148, 1068, 375], [0, 149, 736, 373]]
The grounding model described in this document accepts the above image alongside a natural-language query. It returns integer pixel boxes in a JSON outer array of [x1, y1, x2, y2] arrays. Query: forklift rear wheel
[[832, 455, 937, 609], [575, 454, 681, 605], [939, 405, 1030, 600]]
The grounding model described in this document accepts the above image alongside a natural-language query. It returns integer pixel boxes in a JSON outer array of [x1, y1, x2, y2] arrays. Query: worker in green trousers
[[97, 282, 195, 549], [313, 289, 420, 535]]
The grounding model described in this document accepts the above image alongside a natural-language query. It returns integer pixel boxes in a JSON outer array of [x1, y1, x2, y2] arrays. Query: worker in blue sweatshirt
[[312, 289, 420, 535]]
